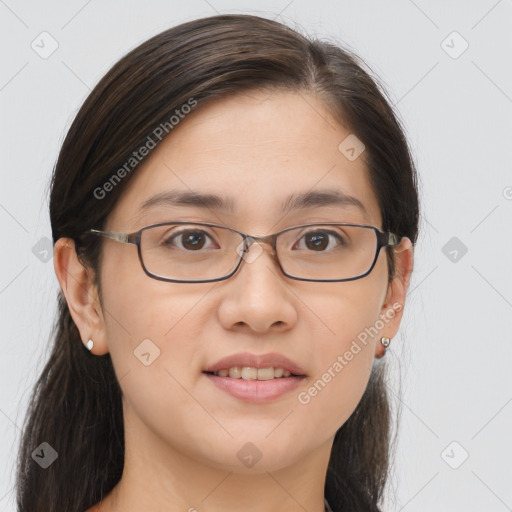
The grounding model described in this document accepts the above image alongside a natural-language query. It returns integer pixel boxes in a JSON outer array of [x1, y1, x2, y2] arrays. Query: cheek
[[293, 317, 376, 437], [307, 269, 386, 358], [295, 274, 386, 427], [99, 259, 217, 413], [101, 247, 206, 342], [99, 274, 211, 449]]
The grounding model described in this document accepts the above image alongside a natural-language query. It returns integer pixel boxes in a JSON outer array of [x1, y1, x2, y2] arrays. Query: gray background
[[1, 1, 511, 510]]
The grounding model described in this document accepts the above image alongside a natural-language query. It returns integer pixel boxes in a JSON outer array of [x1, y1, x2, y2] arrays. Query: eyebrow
[[137, 189, 368, 217]]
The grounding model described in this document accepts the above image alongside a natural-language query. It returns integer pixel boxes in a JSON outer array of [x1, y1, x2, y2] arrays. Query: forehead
[[107, 90, 382, 231]]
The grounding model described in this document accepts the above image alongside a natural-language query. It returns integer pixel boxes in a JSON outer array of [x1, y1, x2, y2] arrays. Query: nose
[[216, 240, 298, 333]]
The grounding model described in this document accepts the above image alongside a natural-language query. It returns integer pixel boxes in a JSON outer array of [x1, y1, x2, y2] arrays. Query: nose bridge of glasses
[[243, 233, 277, 254]]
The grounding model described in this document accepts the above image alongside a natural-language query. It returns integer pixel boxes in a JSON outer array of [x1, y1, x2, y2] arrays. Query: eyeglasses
[[88, 221, 402, 283]]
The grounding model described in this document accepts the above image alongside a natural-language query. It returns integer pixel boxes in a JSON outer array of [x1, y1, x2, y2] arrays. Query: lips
[[202, 351, 307, 376]]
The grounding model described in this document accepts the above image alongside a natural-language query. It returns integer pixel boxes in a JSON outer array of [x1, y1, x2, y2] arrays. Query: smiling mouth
[[203, 367, 304, 380]]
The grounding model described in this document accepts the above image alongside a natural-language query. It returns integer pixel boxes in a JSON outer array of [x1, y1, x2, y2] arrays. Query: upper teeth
[[214, 367, 292, 380]]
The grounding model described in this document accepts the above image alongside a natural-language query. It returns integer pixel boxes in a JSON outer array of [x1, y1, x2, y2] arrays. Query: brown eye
[[295, 230, 345, 252], [181, 231, 207, 250], [163, 230, 215, 251]]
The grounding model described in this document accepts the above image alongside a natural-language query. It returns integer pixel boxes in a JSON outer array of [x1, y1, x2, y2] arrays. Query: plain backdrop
[[1, 1, 511, 511]]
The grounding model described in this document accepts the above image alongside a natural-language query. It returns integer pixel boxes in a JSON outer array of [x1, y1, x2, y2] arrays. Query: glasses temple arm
[[89, 229, 130, 244]]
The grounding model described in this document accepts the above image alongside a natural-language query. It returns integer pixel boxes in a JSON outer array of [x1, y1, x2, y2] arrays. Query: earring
[[380, 337, 391, 348], [85, 338, 94, 351]]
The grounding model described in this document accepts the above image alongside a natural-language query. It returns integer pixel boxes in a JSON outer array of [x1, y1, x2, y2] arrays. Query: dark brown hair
[[16, 14, 419, 512]]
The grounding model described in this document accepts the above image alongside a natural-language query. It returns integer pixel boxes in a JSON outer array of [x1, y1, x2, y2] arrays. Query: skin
[[54, 90, 413, 512]]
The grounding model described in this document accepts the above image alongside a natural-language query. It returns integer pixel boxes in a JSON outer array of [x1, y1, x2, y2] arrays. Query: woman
[[16, 13, 418, 512]]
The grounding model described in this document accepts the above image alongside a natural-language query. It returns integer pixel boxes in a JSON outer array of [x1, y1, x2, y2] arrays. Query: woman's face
[[88, 90, 412, 473]]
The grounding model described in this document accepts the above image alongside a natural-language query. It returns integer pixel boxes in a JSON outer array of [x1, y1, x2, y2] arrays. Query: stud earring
[[85, 339, 94, 351], [380, 337, 391, 348]]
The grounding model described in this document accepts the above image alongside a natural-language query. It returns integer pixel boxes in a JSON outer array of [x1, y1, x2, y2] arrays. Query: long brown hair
[[16, 14, 419, 512]]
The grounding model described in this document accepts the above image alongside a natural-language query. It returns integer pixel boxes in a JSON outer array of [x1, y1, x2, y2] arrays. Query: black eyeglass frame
[[87, 221, 402, 283]]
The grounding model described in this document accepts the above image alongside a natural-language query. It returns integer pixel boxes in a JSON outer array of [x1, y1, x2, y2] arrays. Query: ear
[[53, 237, 109, 355], [374, 237, 414, 358]]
